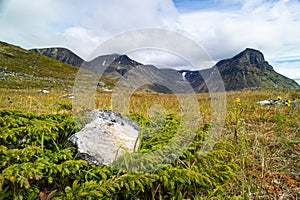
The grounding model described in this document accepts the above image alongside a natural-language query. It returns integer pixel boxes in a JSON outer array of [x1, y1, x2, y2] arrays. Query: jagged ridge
[[29, 46, 300, 93], [30, 47, 84, 67]]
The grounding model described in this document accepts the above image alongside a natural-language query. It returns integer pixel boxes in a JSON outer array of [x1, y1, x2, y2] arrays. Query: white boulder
[[68, 110, 140, 166], [257, 100, 272, 105]]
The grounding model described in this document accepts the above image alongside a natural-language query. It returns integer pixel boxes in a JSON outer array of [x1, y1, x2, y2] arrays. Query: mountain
[[183, 48, 299, 92], [86, 54, 142, 78], [84, 48, 299, 92], [216, 48, 299, 90], [0, 41, 78, 89], [30, 47, 84, 67], [28, 44, 300, 93], [81, 54, 191, 93], [0, 41, 114, 90]]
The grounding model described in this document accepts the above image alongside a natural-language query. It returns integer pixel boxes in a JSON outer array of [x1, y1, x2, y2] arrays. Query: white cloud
[[60, 27, 101, 58], [177, 0, 300, 78], [0, 0, 300, 79], [128, 50, 192, 69], [0, 0, 180, 59], [270, 61, 300, 79]]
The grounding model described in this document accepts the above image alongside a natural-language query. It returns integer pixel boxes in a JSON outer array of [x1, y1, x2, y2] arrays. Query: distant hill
[[3, 41, 299, 92], [0, 42, 114, 90], [183, 48, 300, 92], [79, 54, 190, 93], [217, 48, 299, 90], [30, 47, 84, 67], [82, 48, 299, 92]]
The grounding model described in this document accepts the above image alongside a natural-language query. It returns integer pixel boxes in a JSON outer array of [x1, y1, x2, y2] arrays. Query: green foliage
[[57, 102, 73, 112], [0, 110, 240, 199], [1, 40, 299, 198], [1, 89, 299, 199], [0, 110, 76, 149], [0, 110, 88, 198], [0, 41, 116, 90]]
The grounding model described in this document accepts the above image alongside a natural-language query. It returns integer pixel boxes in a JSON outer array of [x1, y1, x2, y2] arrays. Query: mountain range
[[0, 41, 114, 90], [0, 40, 298, 93], [29, 46, 300, 93]]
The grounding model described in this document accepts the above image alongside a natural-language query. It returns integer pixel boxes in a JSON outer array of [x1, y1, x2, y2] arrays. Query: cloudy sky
[[0, 0, 299, 82]]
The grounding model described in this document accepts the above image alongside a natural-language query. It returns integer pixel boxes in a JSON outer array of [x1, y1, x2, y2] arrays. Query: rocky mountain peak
[[30, 47, 84, 67], [27, 42, 299, 92], [233, 48, 265, 65], [110, 55, 142, 67], [216, 48, 273, 72]]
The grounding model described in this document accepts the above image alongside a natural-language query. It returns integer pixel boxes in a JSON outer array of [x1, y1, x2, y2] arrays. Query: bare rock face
[[68, 110, 140, 166], [30, 47, 84, 67]]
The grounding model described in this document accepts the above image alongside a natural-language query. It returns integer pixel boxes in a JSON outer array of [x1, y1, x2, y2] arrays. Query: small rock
[[97, 81, 105, 86], [68, 110, 140, 166], [257, 100, 273, 105], [62, 94, 75, 99], [4, 52, 14, 57], [102, 88, 113, 92], [38, 89, 50, 94], [257, 99, 281, 105]]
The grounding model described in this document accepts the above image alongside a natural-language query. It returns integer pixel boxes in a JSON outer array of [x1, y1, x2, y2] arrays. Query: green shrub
[[0, 110, 240, 199]]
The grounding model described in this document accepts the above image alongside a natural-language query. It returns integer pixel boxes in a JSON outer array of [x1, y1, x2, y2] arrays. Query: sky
[[0, 0, 300, 83]]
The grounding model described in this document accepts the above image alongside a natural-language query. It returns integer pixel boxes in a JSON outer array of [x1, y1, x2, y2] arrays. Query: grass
[[0, 87, 299, 199], [0, 40, 299, 199], [0, 41, 78, 80], [0, 41, 115, 91]]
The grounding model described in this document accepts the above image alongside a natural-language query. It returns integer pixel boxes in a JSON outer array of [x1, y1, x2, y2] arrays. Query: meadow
[[0, 88, 299, 199]]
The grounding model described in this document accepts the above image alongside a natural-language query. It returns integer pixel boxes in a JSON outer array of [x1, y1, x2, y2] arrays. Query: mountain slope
[[0, 41, 114, 90], [30, 47, 84, 67], [81, 54, 190, 93], [216, 48, 298, 90], [92, 48, 299, 92], [184, 48, 299, 92], [86, 54, 142, 79], [0, 42, 78, 78], [28, 43, 300, 92]]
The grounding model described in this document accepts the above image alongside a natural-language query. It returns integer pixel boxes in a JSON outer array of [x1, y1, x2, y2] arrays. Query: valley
[[0, 41, 299, 199]]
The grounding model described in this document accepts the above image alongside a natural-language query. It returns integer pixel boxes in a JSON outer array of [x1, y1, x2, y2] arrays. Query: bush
[[0, 110, 239, 199]]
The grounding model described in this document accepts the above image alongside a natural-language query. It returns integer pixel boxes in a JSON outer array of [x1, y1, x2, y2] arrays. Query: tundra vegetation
[[0, 41, 299, 199], [0, 88, 299, 199]]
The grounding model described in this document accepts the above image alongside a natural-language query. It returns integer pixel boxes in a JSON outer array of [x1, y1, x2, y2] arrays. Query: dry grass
[[0, 88, 299, 199]]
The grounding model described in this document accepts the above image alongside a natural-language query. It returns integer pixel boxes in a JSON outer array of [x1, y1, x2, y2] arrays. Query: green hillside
[[0, 41, 299, 199], [0, 41, 114, 90]]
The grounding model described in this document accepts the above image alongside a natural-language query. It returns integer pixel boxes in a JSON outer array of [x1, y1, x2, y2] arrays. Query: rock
[[68, 110, 140, 166], [257, 99, 283, 105], [97, 81, 105, 86], [62, 94, 75, 99], [101, 88, 113, 92], [38, 89, 50, 94], [30, 47, 84, 67], [4, 52, 14, 57], [257, 100, 273, 105]]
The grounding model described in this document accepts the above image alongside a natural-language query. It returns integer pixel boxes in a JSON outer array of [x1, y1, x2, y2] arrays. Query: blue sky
[[174, 0, 223, 11], [173, 0, 243, 12], [0, 0, 299, 81]]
